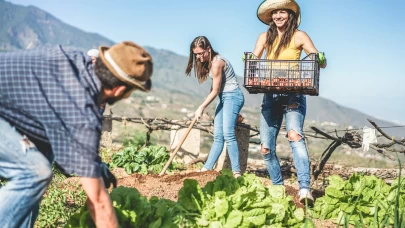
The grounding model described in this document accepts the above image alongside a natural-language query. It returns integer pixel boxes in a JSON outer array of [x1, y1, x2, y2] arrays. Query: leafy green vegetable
[[176, 170, 306, 227], [66, 187, 182, 228], [110, 145, 180, 175], [309, 173, 405, 226], [66, 170, 307, 227]]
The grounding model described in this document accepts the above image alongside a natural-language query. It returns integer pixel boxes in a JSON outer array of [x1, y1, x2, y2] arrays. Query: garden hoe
[[159, 117, 197, 176]]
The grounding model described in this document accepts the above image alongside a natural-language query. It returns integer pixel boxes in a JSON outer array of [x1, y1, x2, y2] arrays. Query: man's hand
[[101, 162, 117, 189], [81, 177, 118, 227]]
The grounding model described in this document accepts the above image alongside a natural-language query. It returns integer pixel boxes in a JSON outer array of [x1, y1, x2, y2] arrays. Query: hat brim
[[98, 46, 151, 92], [257, 0, 301, 26]]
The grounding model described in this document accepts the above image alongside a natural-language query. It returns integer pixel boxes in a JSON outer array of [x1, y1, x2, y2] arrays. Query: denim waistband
[[220, 87, 242, 94], [263, 93, 305, 106]]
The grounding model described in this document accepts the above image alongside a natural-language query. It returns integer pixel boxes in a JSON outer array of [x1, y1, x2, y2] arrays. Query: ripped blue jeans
[[260, 94, 310, 190], [204, 87, 244, 172], [0, 117, 54, 227]]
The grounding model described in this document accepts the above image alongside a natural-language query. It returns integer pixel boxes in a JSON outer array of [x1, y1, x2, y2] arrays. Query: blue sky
[[8, 0, 405, 123]]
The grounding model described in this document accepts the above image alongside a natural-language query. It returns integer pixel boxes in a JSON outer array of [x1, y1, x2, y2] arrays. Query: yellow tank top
[[265, 34, 301, 60]]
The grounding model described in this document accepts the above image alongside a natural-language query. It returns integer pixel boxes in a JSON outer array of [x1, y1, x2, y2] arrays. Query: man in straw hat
[[253, 0, 327, 205], [0, 41, 152, 227]]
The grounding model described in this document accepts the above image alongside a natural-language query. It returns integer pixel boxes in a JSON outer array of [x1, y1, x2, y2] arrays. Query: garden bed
[[110, 168, 337, 227]]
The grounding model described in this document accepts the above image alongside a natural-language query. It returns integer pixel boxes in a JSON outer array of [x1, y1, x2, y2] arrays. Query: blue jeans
[[260, 94, 310, 190], [0, 117, 54, 228], [204, 87, 244, 172]]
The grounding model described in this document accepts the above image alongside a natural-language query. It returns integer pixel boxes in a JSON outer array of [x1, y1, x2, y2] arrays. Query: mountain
[[143, 47, 211, 97], [0, 0, 114, 51], [1, 0, 403, 137]]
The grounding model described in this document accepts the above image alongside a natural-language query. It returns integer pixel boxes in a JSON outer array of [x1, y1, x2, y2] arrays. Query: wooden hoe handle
[[159, 118, 197, 176]]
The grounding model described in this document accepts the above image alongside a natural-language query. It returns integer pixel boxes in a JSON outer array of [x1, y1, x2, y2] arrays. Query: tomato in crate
[[243, 52, 321, 96]]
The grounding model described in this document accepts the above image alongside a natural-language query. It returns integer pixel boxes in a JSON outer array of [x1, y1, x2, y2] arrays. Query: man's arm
[[81, 177, 118, 228]]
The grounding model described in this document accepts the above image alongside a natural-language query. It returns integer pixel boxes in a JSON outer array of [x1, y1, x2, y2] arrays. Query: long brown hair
[[265, 9, 298, 59], [185, 36, 219, 83]]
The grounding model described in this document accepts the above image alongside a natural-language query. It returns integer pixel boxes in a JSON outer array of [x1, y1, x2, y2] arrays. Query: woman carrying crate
[[185, 36, 245, 178], [252, 0, 327, 204]]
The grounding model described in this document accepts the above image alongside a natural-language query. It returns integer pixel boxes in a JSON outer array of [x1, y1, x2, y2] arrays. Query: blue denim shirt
[[0, 46, 103, 178]]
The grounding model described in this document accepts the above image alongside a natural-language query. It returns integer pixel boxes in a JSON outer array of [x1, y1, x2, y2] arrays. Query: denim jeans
[[204, 87, 244, 172], [260, 94, 310, 190], [0, 117, 54, 228]]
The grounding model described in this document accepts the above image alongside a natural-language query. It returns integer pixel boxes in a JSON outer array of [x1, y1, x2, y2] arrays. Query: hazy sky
[[8, 0, 405, 123]]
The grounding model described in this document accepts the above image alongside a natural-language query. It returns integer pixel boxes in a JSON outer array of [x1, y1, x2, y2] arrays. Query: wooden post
[[159, 118, 197, 176], [100, 115, 113, 148], [170, 128, 200, 164]]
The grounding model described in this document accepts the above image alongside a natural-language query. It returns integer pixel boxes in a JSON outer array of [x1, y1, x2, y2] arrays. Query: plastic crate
[[243, 52, 321, 96]]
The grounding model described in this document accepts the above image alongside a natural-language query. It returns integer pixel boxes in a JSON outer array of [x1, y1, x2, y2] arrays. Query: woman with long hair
[[252, 0, 327, 204], [186, 36, 245, 178]]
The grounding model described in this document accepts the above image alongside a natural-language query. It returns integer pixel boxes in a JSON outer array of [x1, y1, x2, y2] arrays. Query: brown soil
[[116, 170, 220, 201]]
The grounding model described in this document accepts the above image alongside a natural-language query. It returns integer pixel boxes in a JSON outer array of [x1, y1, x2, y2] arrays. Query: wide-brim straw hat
[[99, 41, 153, 92], [257, 0, 301, 26]]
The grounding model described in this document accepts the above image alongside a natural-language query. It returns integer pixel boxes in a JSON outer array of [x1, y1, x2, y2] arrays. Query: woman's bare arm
[[252, 32, 267, 58], [295, 31, 327, 68], [194, 59, 224, 119]]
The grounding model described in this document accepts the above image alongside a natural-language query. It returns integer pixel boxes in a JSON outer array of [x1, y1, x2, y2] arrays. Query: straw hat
[[257, 0, 301, 26], [99, 41, 153, 92]]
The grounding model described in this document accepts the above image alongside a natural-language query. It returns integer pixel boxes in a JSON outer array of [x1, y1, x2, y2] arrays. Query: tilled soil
[[116, 170, 220, 201]]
